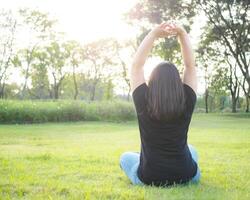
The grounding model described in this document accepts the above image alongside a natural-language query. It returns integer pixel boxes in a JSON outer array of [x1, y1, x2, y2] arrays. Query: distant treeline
[[0, 0, 249, 114]]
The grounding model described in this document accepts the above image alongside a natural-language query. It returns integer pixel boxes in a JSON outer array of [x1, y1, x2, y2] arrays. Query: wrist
[[178, 29, 188, 38], [148, 30, 158, 39]]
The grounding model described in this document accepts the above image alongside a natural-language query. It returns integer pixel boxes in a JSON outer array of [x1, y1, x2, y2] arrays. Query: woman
[[120, 22, 200, 186]]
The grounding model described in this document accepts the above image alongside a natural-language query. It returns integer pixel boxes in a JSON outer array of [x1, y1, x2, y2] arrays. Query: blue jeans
[[119, 144, 201, 185]]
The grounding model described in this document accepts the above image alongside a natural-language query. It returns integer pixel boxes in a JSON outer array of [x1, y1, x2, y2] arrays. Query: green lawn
[[0, 114, 250, 200]]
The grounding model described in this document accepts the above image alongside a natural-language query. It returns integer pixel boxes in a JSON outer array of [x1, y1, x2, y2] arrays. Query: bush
[[0, 100, 136, 124]]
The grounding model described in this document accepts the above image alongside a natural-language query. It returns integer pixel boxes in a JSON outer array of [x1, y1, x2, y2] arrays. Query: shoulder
[[132, 82, 148, 98], [132, 82, 148, 115], [183, 83, 197, 114], [183, 83, 197, 100]]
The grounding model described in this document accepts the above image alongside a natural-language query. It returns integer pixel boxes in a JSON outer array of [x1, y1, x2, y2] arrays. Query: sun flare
[[2, 0, 138, 43]]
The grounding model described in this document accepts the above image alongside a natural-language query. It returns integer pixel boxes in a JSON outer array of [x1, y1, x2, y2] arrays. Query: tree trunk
[[54, 84, 59, 99], [220, 97, 225, 110], [231, 96, 237, 113], [90, 80, 98, 101], [127, 93, 130, 101], [49, 88, 53, 99], [205, 88, 209, 113], [230, 89, 238, 113], [127, 87, 131, 101], [21, 62, 31, 99], [246, 96, 249, 113], [0, 89, 3, 99], [73, 65, 78, 100], [0, 83, 4, 99]]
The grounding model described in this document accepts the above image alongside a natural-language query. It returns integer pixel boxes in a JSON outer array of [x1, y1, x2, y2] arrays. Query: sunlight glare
[[1, 0, 139, 43]]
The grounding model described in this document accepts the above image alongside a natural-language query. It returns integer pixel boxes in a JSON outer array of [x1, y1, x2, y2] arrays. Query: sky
[[2, 0, 139, 43], [1, 0, 206, 95]]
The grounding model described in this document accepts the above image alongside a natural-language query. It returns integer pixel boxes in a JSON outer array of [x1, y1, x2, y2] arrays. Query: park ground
[[0, 114, 250, 200]]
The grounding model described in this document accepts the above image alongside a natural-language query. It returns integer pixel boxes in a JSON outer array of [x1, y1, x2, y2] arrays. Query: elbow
[[131, 61, 144, 71], [185, 62, 196, 70], [131, 61, 139, 68]]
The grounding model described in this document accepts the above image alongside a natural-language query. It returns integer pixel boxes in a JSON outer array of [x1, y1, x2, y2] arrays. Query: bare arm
[[176, 27, 197, 93], [130, 23, 173, 92], [130, 32, 155, 92], [130, 22, 197, 93]]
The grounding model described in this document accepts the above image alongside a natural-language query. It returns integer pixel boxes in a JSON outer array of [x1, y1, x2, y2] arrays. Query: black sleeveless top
[[132, 82, 197, 186]]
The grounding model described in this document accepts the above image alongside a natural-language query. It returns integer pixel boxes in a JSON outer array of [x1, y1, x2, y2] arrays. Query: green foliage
[[0, 10, 17, 98], [1, 83, 19, 99], [19, 8, 57, 39], [128, 0, 196, 63], [0, 100, 136, 124], [196, 0, 250, 110], [196, 94, 248, 113], [60, 74, 115, 101], [1, 97, 248, 124], [30, 50, 50, 99]]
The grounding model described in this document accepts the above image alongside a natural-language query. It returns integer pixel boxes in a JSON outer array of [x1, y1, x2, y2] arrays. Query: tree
[[1, 83, 19, 99], [206, 53, 241, 113], [16, 47, 37, 98], [83, 39, 114, 101], [197, 23, 243, 113], [45, 40, 71, 99], [0, 10, 17, 98], [127, 0, 196, 65], [204, 64, 212, 113], [224, 53, 241, 112], [197, 45, 215, 113], [60, 73, 114, 101], [240, 76, 250, 112], [17, 9, 56, 99], [104, 79, 114, 100], [29, 50, 50, 99], [64, 40, 84, 100], [112, 39, 137, 101], [196, 0, 250, 112]]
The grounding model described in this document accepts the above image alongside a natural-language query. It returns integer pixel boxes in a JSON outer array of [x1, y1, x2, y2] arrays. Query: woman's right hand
[[150, 22, 177, 38], [150, 22, 187, 39], [168, 23, 187, 37]]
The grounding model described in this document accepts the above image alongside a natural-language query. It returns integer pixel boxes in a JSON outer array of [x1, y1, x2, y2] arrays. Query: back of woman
[[119, 21, 200, 186], [133, 82, 197, 186]]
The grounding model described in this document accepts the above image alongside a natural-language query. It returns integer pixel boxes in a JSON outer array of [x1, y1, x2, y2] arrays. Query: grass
[[0, 114, 250, 199]]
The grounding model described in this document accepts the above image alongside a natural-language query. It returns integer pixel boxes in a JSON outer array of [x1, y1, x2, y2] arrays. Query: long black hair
[[147, 62, 186, 122]]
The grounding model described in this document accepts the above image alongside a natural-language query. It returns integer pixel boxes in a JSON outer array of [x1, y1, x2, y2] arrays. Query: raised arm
[[174, 25, 197, 93], [130, 23, 173, 92]]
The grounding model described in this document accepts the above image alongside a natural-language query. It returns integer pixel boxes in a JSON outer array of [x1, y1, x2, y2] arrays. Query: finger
[[164, 30, 176, 37], [162, 23, 167, 29], [166, 29, 177, 35], [164, 24, 173, 31], [169, 23, 176, 28], [160, 22, 167, 28], [164, 26, 174, 33], [169, 32, 177, 36], [161, 22, 169, 29], [167, 24, 177, 32]]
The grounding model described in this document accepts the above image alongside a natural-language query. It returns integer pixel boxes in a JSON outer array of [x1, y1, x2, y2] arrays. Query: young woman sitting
[[120, 22, 200, 186]]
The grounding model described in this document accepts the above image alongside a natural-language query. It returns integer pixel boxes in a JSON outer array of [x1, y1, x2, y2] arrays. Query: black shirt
[[132, 82, 197, 186]]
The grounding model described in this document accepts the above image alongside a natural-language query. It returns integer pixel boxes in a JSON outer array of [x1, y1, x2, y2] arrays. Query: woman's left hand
[[151, 22, 177, 38]]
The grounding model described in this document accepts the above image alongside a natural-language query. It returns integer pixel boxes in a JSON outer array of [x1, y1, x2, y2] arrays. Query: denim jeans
[[119, 144, 201, 185]]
